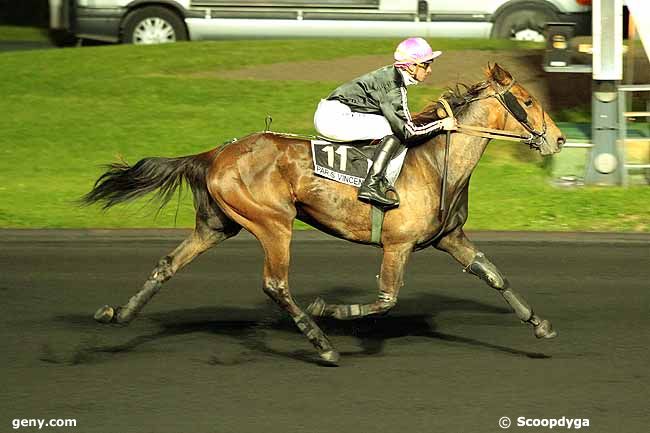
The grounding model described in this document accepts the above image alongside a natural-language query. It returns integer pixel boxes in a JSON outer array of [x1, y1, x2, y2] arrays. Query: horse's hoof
[[318, 350, 340, 366], [306, 297, 326, 317], [94, 305, 115, 324], [534, 319, 558, 339]]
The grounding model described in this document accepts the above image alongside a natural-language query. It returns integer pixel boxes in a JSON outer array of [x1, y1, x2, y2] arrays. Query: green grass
[[0, 26, 49, 42], [1, 39, 648, 232], [470, 144, 650, 232]]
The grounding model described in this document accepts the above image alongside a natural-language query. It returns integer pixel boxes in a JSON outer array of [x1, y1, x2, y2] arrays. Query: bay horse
[[84, 64, 565, 365]]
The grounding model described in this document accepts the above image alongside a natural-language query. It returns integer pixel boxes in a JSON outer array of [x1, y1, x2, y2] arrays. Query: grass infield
[[0, 26, 49, 42], [1, 38, 648, 231]]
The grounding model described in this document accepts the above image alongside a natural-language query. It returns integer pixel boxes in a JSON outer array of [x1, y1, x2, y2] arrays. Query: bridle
[[442, 79, 548, 150], [436, 79, 548, 218], [493, 79, 548, 148]]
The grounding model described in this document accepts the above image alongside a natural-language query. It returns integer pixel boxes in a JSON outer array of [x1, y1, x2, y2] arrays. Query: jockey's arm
[[379, 90, 454, 146]]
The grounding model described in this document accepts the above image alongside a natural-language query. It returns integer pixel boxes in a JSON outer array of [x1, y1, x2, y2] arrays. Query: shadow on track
[[48, 288, 550, 366]]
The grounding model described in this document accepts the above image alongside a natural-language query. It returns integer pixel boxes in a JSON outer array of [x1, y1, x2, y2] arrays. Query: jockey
[[314, 37, 456, 209]]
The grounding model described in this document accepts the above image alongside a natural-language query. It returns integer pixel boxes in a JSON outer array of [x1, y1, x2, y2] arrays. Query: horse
[[83, 63, 565, 365]]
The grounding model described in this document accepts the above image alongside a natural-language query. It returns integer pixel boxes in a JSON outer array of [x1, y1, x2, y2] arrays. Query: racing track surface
[[1, 230, 649, 433]]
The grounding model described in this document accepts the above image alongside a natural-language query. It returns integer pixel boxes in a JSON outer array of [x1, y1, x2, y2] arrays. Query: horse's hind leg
[[435, 228, 557, 339], [94, 215, 241, 324], [307, 243, 413, 320]]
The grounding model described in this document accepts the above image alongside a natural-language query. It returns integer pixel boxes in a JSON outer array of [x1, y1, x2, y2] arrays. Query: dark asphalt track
[[1, 230, 649, 433]]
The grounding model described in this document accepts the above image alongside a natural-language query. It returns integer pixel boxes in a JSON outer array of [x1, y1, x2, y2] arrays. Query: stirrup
[[358, 194, 398, 209], [384, 183, 400, 205]]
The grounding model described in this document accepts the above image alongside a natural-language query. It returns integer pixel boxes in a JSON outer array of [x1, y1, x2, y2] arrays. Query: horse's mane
[[412, 80, 490, 125]]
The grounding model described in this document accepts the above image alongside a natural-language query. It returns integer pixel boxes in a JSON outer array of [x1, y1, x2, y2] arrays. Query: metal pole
[[618, 86, 628, 186], [585, 0, 624, 185]]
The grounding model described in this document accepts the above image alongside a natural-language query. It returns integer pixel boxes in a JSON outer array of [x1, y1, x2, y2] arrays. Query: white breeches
[[313, 99, 393, 142]]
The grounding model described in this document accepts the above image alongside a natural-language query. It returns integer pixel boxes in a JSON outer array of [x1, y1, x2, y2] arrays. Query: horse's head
[[485, 63, 565, 156]]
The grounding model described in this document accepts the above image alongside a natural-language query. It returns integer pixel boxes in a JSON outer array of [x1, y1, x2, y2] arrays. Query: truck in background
[[48, 0, 592, 46]]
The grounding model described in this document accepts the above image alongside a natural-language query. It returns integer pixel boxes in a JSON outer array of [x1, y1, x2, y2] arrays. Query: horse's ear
[[490, 63, 513, 86], [483, 62, 493, 79]]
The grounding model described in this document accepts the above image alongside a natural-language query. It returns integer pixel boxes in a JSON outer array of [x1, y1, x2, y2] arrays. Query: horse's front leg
[[307, 243, 413, 320], [435, 229, 557, 339]]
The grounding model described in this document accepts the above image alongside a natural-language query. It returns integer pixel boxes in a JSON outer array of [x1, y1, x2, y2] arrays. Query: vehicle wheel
[[122, 6, 187, 45], [492, 6, 558, 42]]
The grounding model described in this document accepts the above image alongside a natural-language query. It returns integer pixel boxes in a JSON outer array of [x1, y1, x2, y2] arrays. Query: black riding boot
[[357, 135, 402, 209]]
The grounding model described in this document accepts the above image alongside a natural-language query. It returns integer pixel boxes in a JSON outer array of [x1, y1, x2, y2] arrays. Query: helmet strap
[[406, 64, 418, 76]]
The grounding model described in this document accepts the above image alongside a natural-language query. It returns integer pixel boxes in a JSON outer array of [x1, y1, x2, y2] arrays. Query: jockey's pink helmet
[[393, 37, 442, 69]]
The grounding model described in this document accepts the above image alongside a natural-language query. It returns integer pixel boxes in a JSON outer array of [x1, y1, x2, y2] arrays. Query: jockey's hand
[[441, 116, 457, 131]]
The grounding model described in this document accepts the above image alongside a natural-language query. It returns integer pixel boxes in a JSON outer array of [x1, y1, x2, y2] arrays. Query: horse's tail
[[81, 150, 217, 212]]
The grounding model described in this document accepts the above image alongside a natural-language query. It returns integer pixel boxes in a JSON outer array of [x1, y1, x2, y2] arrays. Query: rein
[[456, 124, 535, 142]]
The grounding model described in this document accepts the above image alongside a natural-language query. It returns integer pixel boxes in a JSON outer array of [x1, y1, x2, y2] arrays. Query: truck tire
[[492, 5, 558, 42], [122, 6, 187, 45]]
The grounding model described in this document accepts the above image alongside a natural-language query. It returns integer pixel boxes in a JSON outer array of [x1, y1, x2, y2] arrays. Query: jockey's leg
[[357, 135, 402, 210], [257, 222, 339, 366], [94, 217, 240, 324], [307, 243, 412, 320], [435, 228, 557, 339]]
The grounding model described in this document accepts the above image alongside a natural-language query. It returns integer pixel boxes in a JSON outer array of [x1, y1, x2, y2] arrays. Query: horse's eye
[[524, 99, 533, 107]]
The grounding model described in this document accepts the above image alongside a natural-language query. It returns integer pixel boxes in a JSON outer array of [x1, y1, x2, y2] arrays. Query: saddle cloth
[[311, 139, 408, 188]]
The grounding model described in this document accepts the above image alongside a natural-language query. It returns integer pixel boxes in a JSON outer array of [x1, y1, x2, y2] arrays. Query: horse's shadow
[[50, 287, 550, 366]]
